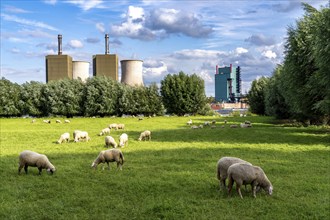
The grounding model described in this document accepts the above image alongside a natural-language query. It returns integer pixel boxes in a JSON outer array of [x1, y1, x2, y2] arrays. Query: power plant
[[215, 64, 241, 102], [45, 34, 144, 86]]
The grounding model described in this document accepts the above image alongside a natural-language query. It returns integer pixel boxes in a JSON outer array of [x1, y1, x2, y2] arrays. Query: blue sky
[[1, 0, 328, 96]]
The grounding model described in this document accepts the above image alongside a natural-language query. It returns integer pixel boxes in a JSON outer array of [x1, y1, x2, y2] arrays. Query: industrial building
[[215, 64, 241, 102], [46, 34, 144, 86]]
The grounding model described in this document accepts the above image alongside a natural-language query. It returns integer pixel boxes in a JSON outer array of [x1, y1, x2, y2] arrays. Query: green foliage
[[247, 77, 269, 115], [20, 81, 44, 116], [160, 71, 207, 115], [1, 116, 329, 219], [0, 78, 21, 116]]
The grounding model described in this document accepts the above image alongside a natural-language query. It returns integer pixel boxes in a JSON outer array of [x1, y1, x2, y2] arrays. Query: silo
[[120, 60, 144, 86], [73, 61, 89, 82]]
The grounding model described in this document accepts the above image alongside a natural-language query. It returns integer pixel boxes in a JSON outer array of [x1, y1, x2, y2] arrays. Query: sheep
[[199, 125, 203, 129], [64, 119, 71, 123], [224, 120, 228, 124], [191, 125, 199, 129], [105, 136, 118, 148], [187, 119, 192, 125], [57, 132, 70, 144], [56, 119, 62, 123], [18, 150, 56, 175], [204, 121, 210, 126], [74, 131, 90, 142], [91, 149, 124, 170], [31, 119, 36, 123], [108, 123, 118, 130], [216, 156, 252, 190], [211, 125, 216, 129], [119, 133, 128, 148], [43, 120, 51, 124], [240, 123, 252, 128], [138, 130, 151, 141], [230, 124, 238, 128], [227, 163, 273, 199], [212, 120, 216, 125], [99, 127, 111, 136], [117, 124, 125, 130]]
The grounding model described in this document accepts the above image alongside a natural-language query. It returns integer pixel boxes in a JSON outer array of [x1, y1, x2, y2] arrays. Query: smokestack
[[58, 34, 62, 55], [105, 34, 109, 54]]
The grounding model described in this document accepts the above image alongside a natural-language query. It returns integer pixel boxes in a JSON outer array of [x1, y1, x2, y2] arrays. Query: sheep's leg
[[18, 165, 23, 174], [252, 183, 257, 198], [24, 165, 28, 174], [227, 177, 234, 196], [237, 184, 243, 199], [38, 167, 42, 175], [107, 162, 110, 170]]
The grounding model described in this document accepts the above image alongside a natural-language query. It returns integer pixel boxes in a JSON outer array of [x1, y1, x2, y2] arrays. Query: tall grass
[[0, 116, 329, 219]]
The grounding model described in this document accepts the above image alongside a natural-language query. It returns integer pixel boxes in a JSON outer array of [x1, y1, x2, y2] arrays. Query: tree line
[[248, 3, 329, 125], [0, 72, 208, 117]]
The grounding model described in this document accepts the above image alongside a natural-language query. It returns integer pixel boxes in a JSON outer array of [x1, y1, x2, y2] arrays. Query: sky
[[1, 0, 328, 96]]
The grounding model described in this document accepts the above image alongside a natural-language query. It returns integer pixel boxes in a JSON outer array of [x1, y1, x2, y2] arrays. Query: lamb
[[117, 124, 125, 130], [119, 133, 128, 147], [91, 149, 124, 170], [57, 132, 70, 144], [74, 131, 90, 142], [138, 130, 151, 141], [216, 156, 252, 190], [18, 150, 56, 175], [108, 123, 118, 130], [99, 127, 110, 136], [105, 136, 118, 148], [227, 163, 273, 199], [187, 119, 192, 125]]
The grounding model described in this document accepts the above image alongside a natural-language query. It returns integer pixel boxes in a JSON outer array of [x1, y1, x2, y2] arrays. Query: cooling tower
[[73, 61, 89, 82], [120, 60, 144, 86]]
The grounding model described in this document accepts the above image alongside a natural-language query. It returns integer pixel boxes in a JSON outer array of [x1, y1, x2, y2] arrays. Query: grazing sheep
[[43, 120, 51, 124], [244, 121, 251, 125], [138, 130, 151, 141], [57, 132, 70, 144], [109, 123, 118, 130], [73, 130, 82, 140], [105, 136, 118, 148], [224, 120, 227, 124], [99, 127, 111, 136], [187, 119, 192, 125], [212, 120, 216, 124], [240, 123, 252, 128], [18, 150, 56, 175], [64, 119, 71, 123], [91, 149, 124, 170], [230, 124, 238, 128], [31, 119, 36, 123], [191, 125, 199, 129], [117, 124, 125, 130], [217, 157, 252, 190], [204, 121, 210, 126], [119, 133, 128, 147], [199, 125, 204, 129], [56, 119, 62, 123], [228, 163, 273, 199], [74, 131, 90, 142]]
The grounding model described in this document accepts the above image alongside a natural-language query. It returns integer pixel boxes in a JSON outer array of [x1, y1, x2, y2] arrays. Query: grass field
[[0, 116, 329, 219]]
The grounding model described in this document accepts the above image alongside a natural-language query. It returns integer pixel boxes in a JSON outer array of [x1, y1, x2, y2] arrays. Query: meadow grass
[[0, 116, 329, 219]]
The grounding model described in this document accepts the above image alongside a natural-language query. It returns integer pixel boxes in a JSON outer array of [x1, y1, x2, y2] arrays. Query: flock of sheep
[[188, 119, 252, 129], [19, 118, 272, 199]]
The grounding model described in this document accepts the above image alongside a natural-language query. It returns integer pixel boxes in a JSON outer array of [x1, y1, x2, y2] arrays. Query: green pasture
[[0, 116, 329, 219]]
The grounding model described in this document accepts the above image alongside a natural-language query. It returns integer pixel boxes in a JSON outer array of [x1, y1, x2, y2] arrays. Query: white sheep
[[18, 150, 56, 175], [119, 133, 128, 148], [240, 123, 252, 128], [228, 163, 273, 199], [99, 127, 111, 136], [109, 123, 118, 130], [57, 132, 70, 144], [230, 124, 238, 128], [91, 149, 124, 170], [138, 130, 151, 141], [31, 119, 36, 123], [43, 120, 51, 124], [117, 124, 125, 130], [105, 136, 118, 148], [187, 119, 192, 125], [56, 119, 62, 123], [64, 119, 70, 123], [204, 121, 211, 126], [191, 125, 199, 129], [217, 156, 252, 190], [74, 131, 90, 142]]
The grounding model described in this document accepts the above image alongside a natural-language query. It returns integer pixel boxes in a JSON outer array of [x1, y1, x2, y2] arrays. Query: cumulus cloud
[[66, 0, 104, 11], [245, 34, 276, 46], [1, 13, 59, 31], [262, 50, 277, 59], [67, 40, 83, 48], [235, 47, 248, 54], [110, 6, 213, 41]]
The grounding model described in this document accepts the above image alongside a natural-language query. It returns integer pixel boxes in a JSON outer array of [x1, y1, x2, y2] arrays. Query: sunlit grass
[[0, 116, 329, 219]]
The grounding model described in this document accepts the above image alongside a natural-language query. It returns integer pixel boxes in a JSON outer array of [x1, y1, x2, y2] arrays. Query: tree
[[247, 77, 269, 115], [160, 71, 206, 115], [0, 78, 21, 116], [20, 81, 43, 116]]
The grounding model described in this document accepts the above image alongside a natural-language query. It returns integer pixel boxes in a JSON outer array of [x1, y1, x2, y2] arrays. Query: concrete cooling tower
[[73, 61, 89, 82], [120, 60, 144, 86]]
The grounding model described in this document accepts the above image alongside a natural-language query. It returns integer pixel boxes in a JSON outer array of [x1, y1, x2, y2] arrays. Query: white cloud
[[66, 0, 105, 11], [68, 40, 83, 48], [235, 47, 248, 54], [4, 5, 31, 13], [44, 0, 57, 5], [1, 13, 59, 31], [96, 22, 105, 33], [262, 50, 277, 59]]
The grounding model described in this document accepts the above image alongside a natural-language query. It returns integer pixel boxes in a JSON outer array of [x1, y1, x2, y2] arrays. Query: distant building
[[92, 54, 118, 81], [46, 54, 73, 82], [215, 64, 241, 102]]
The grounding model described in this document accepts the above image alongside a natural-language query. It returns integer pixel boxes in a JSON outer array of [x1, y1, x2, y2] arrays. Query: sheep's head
[[91, 161, 98, 169], [267, 185, 273, 195], [47, 167, 56, 174]]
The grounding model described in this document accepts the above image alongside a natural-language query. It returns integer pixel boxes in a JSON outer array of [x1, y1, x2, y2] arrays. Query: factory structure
[[45, 34, 143, 86], [215, 64, 241, 103]]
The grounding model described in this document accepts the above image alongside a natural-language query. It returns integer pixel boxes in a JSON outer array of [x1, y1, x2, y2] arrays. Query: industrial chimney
[[58, 34, 62, 55], [105, 34, 109, 54]]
